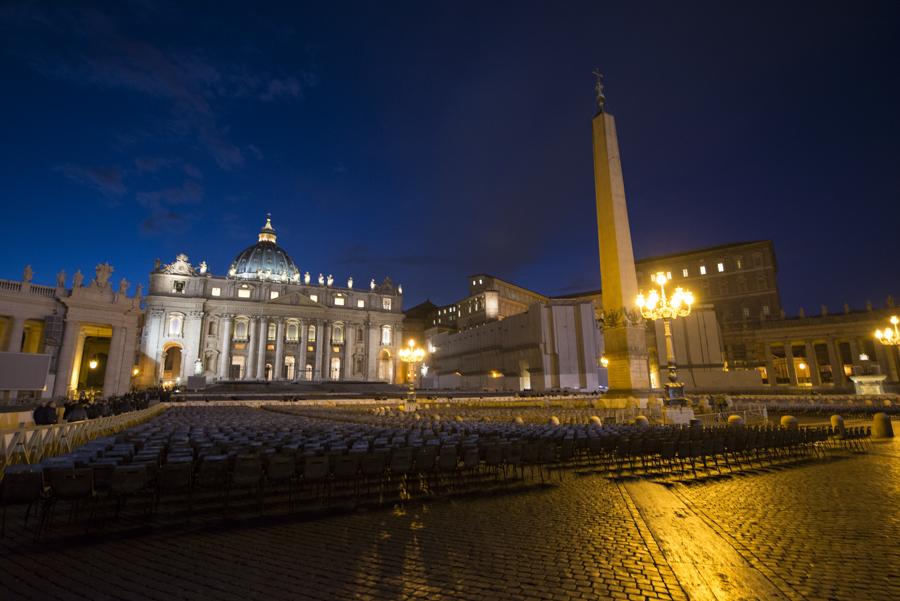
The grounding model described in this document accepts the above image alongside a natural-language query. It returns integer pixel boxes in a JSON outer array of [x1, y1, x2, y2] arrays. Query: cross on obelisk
[[591, 73, 651, 404]]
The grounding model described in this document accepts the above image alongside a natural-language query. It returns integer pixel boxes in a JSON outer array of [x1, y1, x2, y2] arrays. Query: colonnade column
[[805, 341, 821, 387], [103, 325, 126, 397], [763, 342, 776, 387], [274, 318, 285, 380], [313, 319, 324, 381], [256, 316, 269, 380], [218, 315, 233, 380], [53, 319, 81, 398], [828, 339, 846, 387], [6, 316, 25, 352], [785, 343, 798, 386], [246, 316, 258, 380]]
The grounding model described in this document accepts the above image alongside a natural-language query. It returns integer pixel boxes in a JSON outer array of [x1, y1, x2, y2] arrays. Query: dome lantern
[[227, 214, 300, 282]]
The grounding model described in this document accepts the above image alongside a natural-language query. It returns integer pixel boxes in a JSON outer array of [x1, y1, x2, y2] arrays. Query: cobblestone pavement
[[676, 439, 900, 601], [2, 440, 898, 600]]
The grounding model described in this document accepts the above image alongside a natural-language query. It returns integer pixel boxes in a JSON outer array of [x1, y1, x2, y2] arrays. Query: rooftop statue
[[56, 269, 66, 288], [592, 68, 606, 112], [23, 265, 33, 283], [73, 270, 84, 288], [95, 263, 113, 288]]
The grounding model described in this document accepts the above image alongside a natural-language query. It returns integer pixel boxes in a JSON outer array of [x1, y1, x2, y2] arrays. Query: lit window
[[357, 299, 365, 308], [479, 278, 483, 284], [762, 305, 770, 316], [383, 298, 392, 310], [334, 296, 345, 306], [736, 258, 743, 269], [472, 280, 476, 286], [381, 325, 392, 345], [699, 265, 707, 275], [167, 314, 183, 337], [332, 324, 344, 344], [234, 320, 248, 340], [666, 271, 672, 280], [267, 323, 276, 340], [270, 290, 280, 299], [286, 323, 298, 341], [211, 287, 221, 297], [307, 345, 314, 353], [308, 325, 316, 342], [310, 294, 318, 303], [682, 268, 689, 278], [742, 307, 750, 318], [238, 287, 251, 298], [717, 262, 725, 273]]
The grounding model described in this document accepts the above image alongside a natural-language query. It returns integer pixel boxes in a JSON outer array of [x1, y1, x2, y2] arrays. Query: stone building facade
[[137, 217, 406, 387], [0, 264, 141, 400]]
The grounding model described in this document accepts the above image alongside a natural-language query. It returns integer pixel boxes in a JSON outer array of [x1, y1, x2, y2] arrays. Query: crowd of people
[[31, 388, 169, 426]]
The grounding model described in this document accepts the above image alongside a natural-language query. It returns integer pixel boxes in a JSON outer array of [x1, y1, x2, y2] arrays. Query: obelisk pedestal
[[592, 108, 651, 406]]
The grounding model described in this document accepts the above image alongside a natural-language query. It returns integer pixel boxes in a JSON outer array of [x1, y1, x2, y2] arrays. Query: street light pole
[[398, 339, 426, 411], [636, 272, 695, 404]]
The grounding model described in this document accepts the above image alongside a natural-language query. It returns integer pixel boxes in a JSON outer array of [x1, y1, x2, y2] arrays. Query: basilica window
[[357, 299, 365, 308], [682, 268, 689, 278], [308, 325, 317, 342], [382, 298, 392, 311], [173, 281, 185, 294], [330, 357, 341, 380], [381, 325, 392, 345], [270, 291, 280, 299], [717, 262, 725, 273], [211, 287, 222, 297], [267, 322, 276, 340], [334, 295, 345, 306], [286, 322, 299, 341], [309, 294, 318, 303], [699, 265, 707, 276], [305, 364, 313, 380], [238, 286, 252, 299], [167, 314, 184, 337], [234, 320, 248, 340], [284, 356, 295, 380], [332, 324, 344, 344]]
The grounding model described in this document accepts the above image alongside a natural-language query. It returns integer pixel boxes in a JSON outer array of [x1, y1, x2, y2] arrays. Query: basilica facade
[[136, 217, 406, 387]]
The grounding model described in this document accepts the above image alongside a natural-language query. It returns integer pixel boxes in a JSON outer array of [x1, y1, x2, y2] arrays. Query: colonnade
[[762, 337, 900, 388]]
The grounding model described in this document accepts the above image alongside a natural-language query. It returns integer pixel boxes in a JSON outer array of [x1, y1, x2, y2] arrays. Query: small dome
[[227, 215, 300, 283]]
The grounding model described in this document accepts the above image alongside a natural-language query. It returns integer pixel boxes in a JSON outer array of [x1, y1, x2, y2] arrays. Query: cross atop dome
[[258, 213, 277, 243]]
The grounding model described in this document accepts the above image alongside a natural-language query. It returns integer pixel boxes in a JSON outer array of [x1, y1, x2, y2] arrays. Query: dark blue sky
[[2, 1, 898, 313]]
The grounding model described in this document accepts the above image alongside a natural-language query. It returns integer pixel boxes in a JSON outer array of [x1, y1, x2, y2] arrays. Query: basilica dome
[[227, 215, 300, 282]]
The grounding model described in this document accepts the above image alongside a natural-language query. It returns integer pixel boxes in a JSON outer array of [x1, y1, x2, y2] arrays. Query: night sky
[[2, 1, 898, 314]]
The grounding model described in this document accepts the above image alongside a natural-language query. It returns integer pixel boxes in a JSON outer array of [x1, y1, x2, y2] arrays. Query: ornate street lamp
[[636, 272, 695, 403], [398, 339, 426, 409], [875, 315, 900, 346]]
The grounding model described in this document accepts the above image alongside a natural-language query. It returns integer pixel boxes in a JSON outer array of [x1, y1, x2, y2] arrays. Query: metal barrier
[[0, 404, 166, 478], [693, 404, 768, 427]]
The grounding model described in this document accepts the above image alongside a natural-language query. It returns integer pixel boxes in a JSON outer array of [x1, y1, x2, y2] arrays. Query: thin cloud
[[56, 164, 126, 198]]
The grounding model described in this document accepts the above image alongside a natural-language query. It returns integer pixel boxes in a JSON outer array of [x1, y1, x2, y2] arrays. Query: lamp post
[[875, 315, 900, 346], [398, 339, 426, 410], [636, 272, 695, 404]]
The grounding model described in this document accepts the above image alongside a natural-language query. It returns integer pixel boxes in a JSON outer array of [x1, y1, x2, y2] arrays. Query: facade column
[[763, 342, 776, 387], [848, 338, 861, 367], [53, 319, 80, 398], [313, 319, 324, 382], [322, 321, 332, 379], [274, 318, 286, 380], [246, 317, 258, 380], [874, 343, 898, 381], [6, 316, 25, 352], [785, 343, 798, 386], [256, 316, 269, 380], [182, 311, 204, 381], [103, 326, 126, 397], [344, 323, 355, 381], [827, 338, 846, 387], [297, 322, 308, 381], [218, 315, 233, 380], [805, 341, 821, 387]]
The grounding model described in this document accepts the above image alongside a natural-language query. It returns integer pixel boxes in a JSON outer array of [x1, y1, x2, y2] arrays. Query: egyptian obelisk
[[591, 72, 650, 401]]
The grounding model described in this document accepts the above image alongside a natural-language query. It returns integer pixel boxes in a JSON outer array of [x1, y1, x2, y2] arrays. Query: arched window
[[308, 324, 317, 342], [167, 314, 184, 337], [381, 325, 392, 345], [267, 322, 276, 340], [332, 324, 344, 344], [305, 364, 313, 380], [286, 322, 299, 341], [330, 357, 341, 380]]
